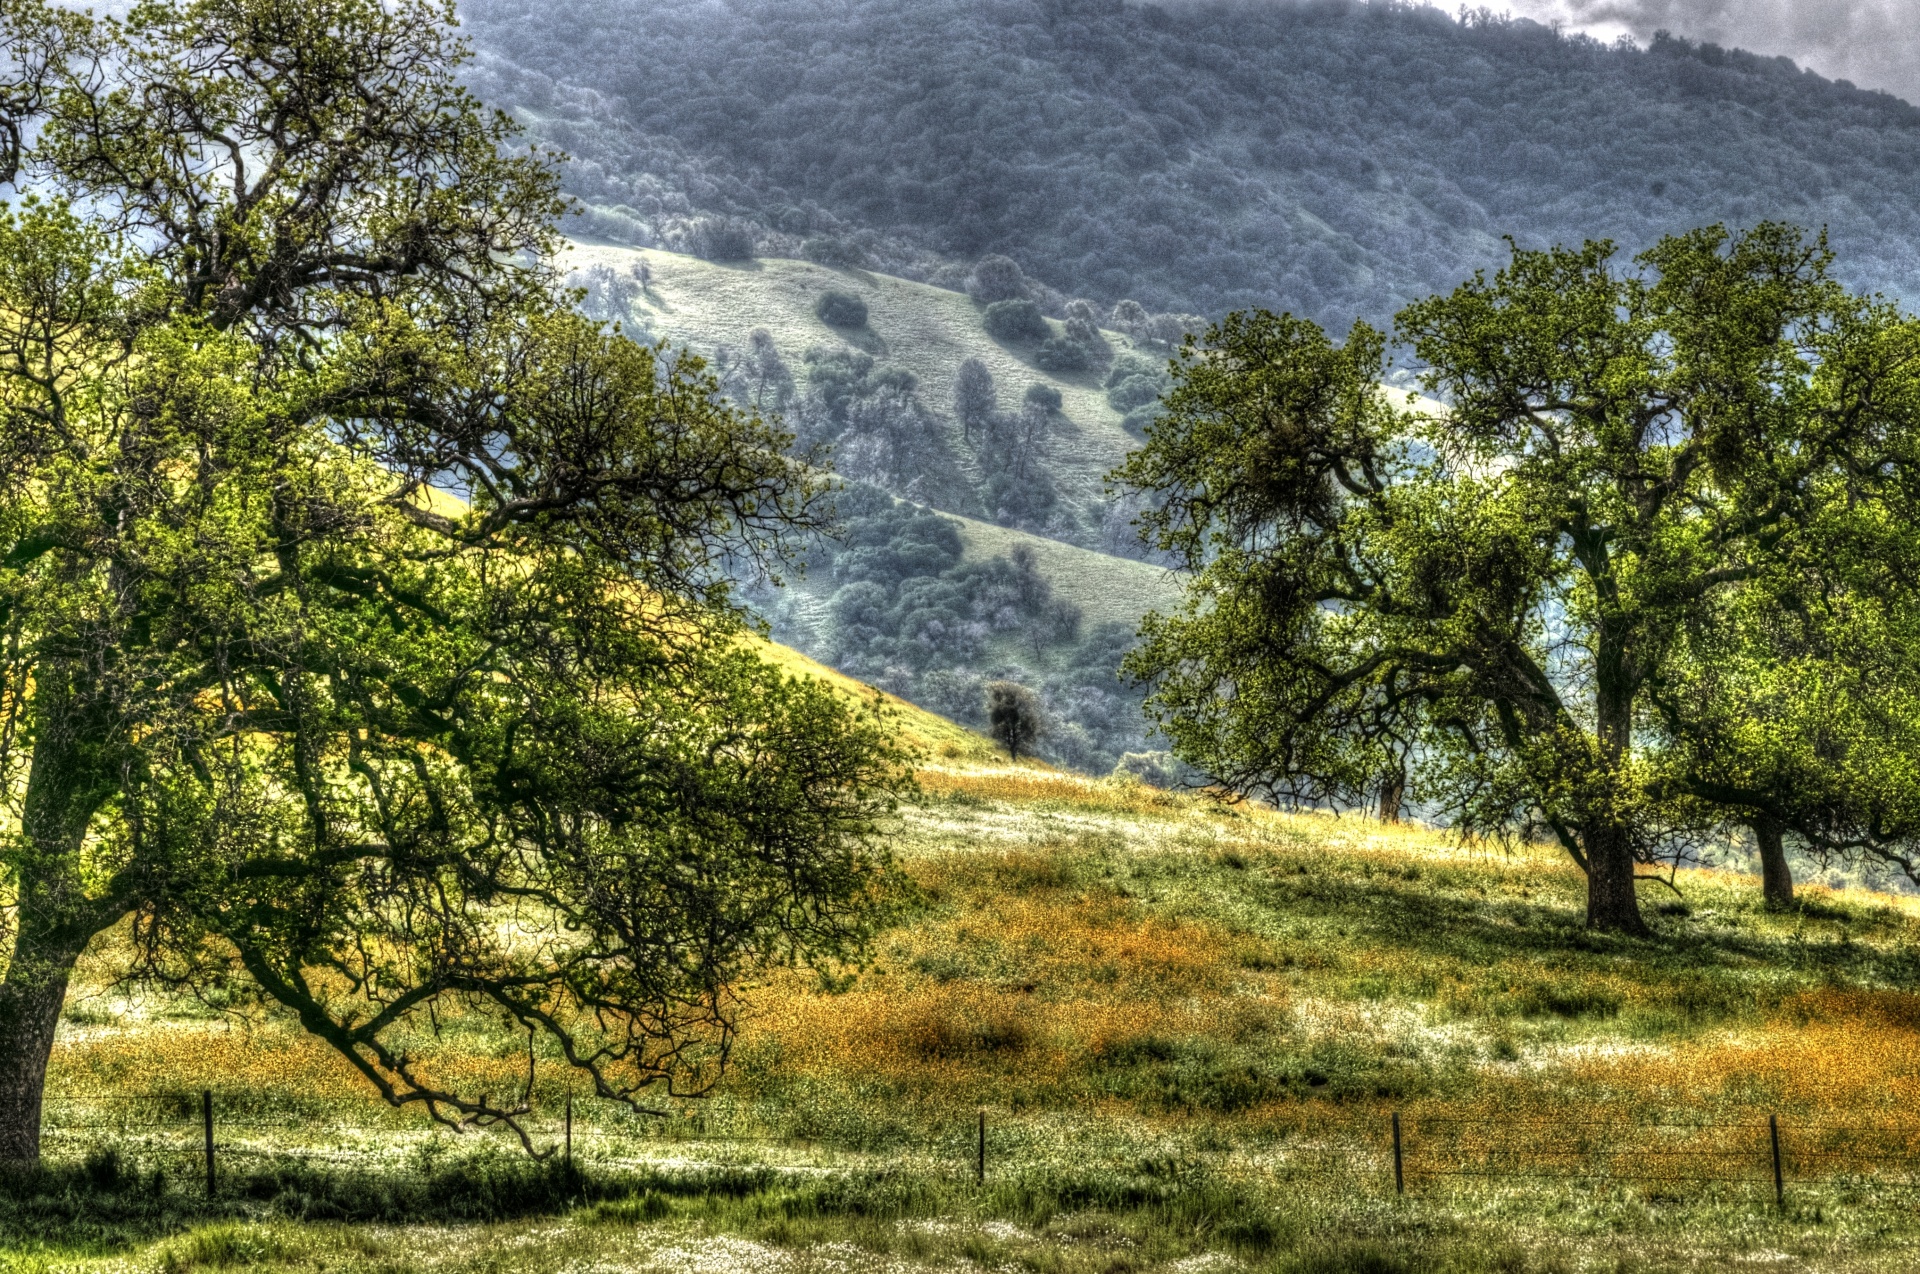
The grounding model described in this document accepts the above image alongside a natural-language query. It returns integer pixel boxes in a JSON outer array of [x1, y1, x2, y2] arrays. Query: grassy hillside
[[743, 626, 1000, 765], [24, 745, 1920, 1271], [559, 242, 1142, 519], [946, 512, 1179, 632], [557, 242, 1184, 774]]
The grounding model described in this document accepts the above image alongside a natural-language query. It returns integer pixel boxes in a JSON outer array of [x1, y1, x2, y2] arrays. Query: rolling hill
[[563, 241, 1186, 774], [559, 241, 1153, 528]]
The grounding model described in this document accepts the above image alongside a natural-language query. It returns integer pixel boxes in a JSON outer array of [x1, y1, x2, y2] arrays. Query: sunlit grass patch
[[30, 768, 1920, 1270]]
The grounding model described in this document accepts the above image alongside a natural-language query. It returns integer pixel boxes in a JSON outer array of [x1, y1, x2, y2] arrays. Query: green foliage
[[789, 485, 1148, 773], [965, 255, 1028, 304], [0, 0, 905, 1158], [683, 215, 756, 260], [1115, 224, 1920, 933], [983, 681, 1044, 761], [814, 289, 869, 328], [801, 236, 867, 268], [1032, 335, 1093, 373]]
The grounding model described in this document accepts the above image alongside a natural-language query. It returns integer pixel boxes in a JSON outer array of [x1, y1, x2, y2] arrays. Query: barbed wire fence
[[36, 1093, 1920, 1208]]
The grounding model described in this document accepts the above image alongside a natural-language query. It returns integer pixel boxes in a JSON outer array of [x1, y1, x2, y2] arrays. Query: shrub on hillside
[[1109, 300, 1150, 337], [685, 216, 756, 261], [984, 299, 1049, 344], [984, 681, 1046, 760], [1113, 751, 1176, 788], [814, 289, 869, 327], [1106, 351, 1161, 386], [982, 468, 1059, 531], [966, 254, 1029, 303], [1107, 373, 1164, 413], [802, 236, 868, 267], [1067, 308, 1113, 362], [1034, 336, 1094, 373], [1142, 312, 1204, 348], [952, 357, 996, 438], [1023, 383, 1063, 411]]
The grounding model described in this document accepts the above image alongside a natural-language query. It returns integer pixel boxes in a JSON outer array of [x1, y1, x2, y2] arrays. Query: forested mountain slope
[[570, 243, 1182, 774], [464, 0, 1920, 329]]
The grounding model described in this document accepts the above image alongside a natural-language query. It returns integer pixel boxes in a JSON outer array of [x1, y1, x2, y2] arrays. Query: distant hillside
[[560, 243, 1145, 525], [564, 243, 1182, 774], [466, 0, 1920, 330]]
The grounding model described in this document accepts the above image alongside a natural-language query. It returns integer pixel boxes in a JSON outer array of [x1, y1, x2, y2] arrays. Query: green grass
[[947, 513, 1181, 632], [23, 768, 1920, 1271]]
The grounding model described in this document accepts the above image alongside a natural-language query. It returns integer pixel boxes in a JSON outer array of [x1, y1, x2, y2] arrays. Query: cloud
[[1496, 0, 1920, 103]]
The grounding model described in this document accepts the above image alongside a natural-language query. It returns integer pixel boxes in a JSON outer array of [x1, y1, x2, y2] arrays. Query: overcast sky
[[1496, 1, 1920, 103]]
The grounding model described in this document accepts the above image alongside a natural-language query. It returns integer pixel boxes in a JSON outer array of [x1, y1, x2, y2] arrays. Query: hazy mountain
[[462, 0, 1920, 330]]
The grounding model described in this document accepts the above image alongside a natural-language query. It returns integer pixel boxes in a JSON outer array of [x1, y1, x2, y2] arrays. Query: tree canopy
[[0, 0, 903, 1162], [1115, 225, 1920, 933]]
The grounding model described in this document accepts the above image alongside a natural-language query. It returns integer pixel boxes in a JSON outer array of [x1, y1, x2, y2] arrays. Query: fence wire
[[35, 1093, 1920, 1197]]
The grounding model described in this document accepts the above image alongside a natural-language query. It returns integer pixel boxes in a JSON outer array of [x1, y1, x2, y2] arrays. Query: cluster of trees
[[0, 0, 903, 1163], [463, 0, 1920, 329], [752, 485, 1156, 774], [1118, 223, 1920, 933], [711, 325, 1090, 541], [968, 255, 1189, 370], [722, 341, 952, 500], [948, 359, 1065, 533], [1104, 350, 1174, 435]]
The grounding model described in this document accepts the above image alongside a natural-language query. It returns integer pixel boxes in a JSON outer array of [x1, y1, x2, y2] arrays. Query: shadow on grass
[[0, 1149, 598, 1253], [0, 1146, 1294, 1261], [1238, 861, 1920, 1022]]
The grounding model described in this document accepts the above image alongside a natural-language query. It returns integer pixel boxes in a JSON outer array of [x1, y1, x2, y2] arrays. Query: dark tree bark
[[0, 679, 117, 1162], [1585, 646, 1648, 935], [0, 941, 83, 1162], [1755, 815, 1795, 910], [1377, 770, 1405, 823], [1583, 818, 1649, 935]]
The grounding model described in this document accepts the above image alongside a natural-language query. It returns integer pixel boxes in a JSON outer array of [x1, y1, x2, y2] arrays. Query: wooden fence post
[[1769, 1114, 1784, 1209], [976, 1111, 985, 1185], [202, 1090, 214, 1198], [1391, 1112, 1404, 1196]]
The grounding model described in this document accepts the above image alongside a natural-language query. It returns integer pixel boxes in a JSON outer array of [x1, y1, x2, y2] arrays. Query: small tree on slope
[[1114, 226, 1920, 934], [0, 0, 904, 1163], [984, 682, 1044, 761]]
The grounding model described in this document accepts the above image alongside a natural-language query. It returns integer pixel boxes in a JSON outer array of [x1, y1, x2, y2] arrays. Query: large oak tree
[[1115, 226, 1920, 933], [0, 0, 903, 1162]]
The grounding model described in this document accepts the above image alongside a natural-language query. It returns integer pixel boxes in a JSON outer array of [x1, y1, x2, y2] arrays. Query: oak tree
[[1115, 226, 1920, 933], [0, 0, 903, 1162], [984, 682, 1044, 761]]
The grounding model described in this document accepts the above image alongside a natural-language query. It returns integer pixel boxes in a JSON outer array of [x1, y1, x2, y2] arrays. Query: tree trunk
[[1754, 815, 1795, 910], [0, 937, 83, 1163], [1377, 770, 1405, 823], [1586, 627, 1647, 935], [0, 674, 117, 1163], [1583, 817, 1649, 935]]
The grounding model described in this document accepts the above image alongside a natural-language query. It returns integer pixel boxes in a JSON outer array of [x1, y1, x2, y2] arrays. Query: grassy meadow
[[16, 743, 1920, 1272]]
